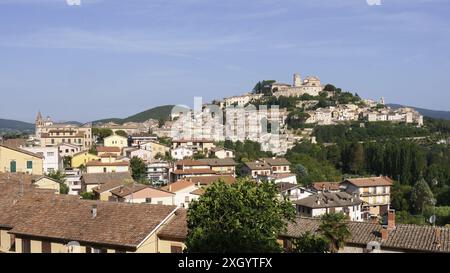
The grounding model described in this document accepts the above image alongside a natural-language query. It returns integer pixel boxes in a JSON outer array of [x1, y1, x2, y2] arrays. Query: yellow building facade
[[0, 145, 44, 175], [71, 151, 101, 168]]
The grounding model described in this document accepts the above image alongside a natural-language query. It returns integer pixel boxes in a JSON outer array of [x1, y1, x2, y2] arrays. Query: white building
[[161, 180, 200, 208], [64, 168, 82, 195], [171, 147, 194, 160], [58, 143, 81, 158], [22, 146, 63, 174]]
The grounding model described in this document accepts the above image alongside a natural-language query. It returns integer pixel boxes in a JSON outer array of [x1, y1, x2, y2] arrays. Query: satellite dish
[[429, 215, 436, 224]]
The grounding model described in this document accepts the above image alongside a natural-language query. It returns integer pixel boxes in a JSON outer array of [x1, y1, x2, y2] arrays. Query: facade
[[81, 172, 133, 193], [241, 157, 291, 178], [35, 112, 93, 150], [103, 135, 128, 149], [22, 146, 63, 174], [96, 146, 122, 157], [170, 160, 217, 182], [172, 138, 216, 155], [277, 182, 314, 201], [125, 148, 152, 162], [161, 180, 200, 208], [223, 93, 263, 107], [211, 147, 235, 159], [294, 192, 363, 222], [85, 160, 130, 174], [58, 143, 81, 158], [198, 158, 236, 176], [341, 176, 393, 219], [171, 147, 194, 160], [147, 160, 170, 183], [64, 168, 82, 195], [139, 141, 170, 159], [110, 183, 175, 205], [130, 133, 158, 147], [71, 151, 101, 168], [0, 144, 44, 175], [270, 74, 324, 97]]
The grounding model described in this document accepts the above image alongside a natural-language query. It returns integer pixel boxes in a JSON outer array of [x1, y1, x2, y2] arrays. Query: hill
[[0, 119, 34, 133], [388, 104, 450, 120], [92, 105, 175, 125]]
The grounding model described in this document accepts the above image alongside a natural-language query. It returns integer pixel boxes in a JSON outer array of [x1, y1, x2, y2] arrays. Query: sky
[[0, 0, 449, 123]]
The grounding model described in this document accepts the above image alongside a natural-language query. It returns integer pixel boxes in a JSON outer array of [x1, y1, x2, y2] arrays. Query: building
[[58, 143, 81, 158], [276, 182, 314, 201], [22, 146, 63, 174], [170, 160, 217, 182], [293, 192, 363, 222], [125, 148, 152, 162], [241, 161, 272, 178], [81, 172, 134, 193], [0, 144, 44, 175], [130, 133, 158, 147], [103, 135, 128, 149], [85, 160, 130, 174], [198, 158, 236, 176], [171, 147, 194, 160], [139, 141, 171, 159], [280, 210, 450, 253], [96, 146, 122, 157], [0, 183, 182, 253], [210, 147, 235, 159], [223, 93, 263, 107], [270, 73, 324, 97], [0, 172, 60, 194], [161, 179, 199, 208], [110, 183, 175, 205], [261, 157, 291, 174], [172, 138, 216, 155], [156, 209, 187, 253], [71, 151, 101, 168], [309, 182, 342, 193], [258, 173, 298, 184], [35, 112, 93, 150], [241, 157, 291, 178], [341, 176, 393, 219], [147, 160, 170, 184], [64, 168, 82, 195]]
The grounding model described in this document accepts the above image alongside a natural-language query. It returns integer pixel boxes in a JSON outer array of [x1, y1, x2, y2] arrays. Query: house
[[58, 143, 81, 158], [92, 178, 135, 201], [198, 158, 236, 176], [0, 144, 44, 175], [172, 138, 216, 155], [130, 133, 158, 147], [125, 148, 152, 162], [161, 179, 199, 208], [277, 182, 314, 201], [139, 141, 171, 159], [147, 160, 170, 183], [157, 209, 187, 253], [280, 210, 450, 253], [110, 183, 175, 205], [293, 192, 363, 222], [103, 135, 128, 149], [171, 147, 194, 160], [85, 159, 130, 174], [0, 184, 181, 253], [210, 147, 235, 159], [241, 161, 272, 178], [261, 157, 291, 174], [96, 146, 122, 157], [71, 151, 100, 168], [35, 112, 93, 150], [64, 168, 82, 195], [257, 173, 298, 184], [309, 182, 342, 193], [22, 146, 63, 174], [184, 175, 235, 186], [170, 160, 217, 182], [340, 176, 393, 219], [81, 172, 133, 193], [0, 172, 60, 194]]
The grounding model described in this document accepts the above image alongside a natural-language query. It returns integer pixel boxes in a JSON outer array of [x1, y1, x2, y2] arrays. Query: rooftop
[[293, 192, 362, 209], [343, 176, 393, 187]]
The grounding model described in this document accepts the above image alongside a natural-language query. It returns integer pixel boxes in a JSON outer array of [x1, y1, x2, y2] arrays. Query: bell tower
[[293, 73, 302, 87], [35, 111, 44, 139]]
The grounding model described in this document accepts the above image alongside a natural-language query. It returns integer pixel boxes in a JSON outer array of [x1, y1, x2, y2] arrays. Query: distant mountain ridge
[[92, 105, 175, 125], [0, 119, 34, 133], [388, 104, 450, 120]]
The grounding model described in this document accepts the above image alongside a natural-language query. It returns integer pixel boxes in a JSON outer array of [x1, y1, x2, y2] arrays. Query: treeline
[[314, 122, 429, 143]]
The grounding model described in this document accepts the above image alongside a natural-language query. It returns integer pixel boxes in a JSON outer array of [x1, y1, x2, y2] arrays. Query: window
[[47, 152, 54, 157], [171, 245, 183, 253], [145, 198, 152, 203], [42, 241, 51, 253], [157, 201, 163, 205], [185, 196, 190, 203], [103, 168, 107, 173], [26, 161, 33, 169], [22, 239, 31, 253]]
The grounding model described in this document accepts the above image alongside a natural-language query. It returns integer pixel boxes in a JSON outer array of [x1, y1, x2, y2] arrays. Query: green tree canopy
[[115, 130, 128, 138], [291, 231, 328, 253], [318, 213, 351, 253], [186, 178, 296, 253], [130, 157, 147, 182], [411, 178, 435, 214]]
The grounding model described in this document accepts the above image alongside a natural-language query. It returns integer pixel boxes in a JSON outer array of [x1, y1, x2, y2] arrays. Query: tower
[[293, 73, 302, 87], [35, 111, 44, 139], [380, 97, 385, 105]]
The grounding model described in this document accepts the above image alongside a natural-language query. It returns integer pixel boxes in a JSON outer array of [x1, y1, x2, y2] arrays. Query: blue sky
[[0, 0, 449, 123]]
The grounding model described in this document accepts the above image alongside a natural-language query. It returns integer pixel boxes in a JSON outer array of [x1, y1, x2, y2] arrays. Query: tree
[[323, 84, 336, 92], [115, 130, 128, 138], [92, 128, 113, 142], [130, 157, 147, 182], [318, 213, 351, 253], [186, 178, 296, 253], [291, 231, 329, 253], [80, 192, 95, 200], [410, 178, 435, 214], [47, 170, 69, 194]]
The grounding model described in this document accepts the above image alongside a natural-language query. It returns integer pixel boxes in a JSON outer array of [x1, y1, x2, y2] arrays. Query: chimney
[[91, 204, 98, 218], [387, 209, 396, 230], [381, 227, 389, 241]]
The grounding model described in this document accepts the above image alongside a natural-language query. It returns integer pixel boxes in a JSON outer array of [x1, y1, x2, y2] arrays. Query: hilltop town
[[0, 72, 449, 254]]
